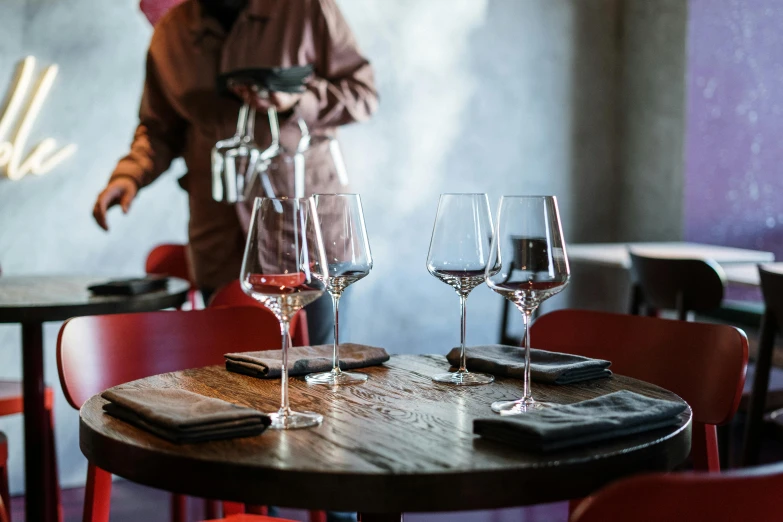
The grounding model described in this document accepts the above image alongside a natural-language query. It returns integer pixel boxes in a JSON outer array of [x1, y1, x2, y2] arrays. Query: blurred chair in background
[[145, 244, 199, 309]]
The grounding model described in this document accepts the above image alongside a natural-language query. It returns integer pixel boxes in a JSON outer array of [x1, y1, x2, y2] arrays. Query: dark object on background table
[[217, 65, 314, 99], [474, 390, 686, 452], [88, 276, 169, 296], [447, 345, 611, 385], [102, 387, 270, 444], [225, 343, 390, 379]]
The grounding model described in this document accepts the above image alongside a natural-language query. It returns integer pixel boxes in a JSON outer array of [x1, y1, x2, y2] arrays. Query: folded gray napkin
[[446, 345, 612, 384], [225, 343, 390, 378], [474, 390, 687, 452], [102, 387, 270, 444]]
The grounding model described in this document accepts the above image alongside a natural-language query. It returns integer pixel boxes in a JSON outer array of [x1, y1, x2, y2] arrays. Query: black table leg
[[21, 321, 55, 522]]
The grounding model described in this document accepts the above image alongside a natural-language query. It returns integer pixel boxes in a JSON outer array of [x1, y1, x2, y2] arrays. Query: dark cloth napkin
[[446, 345, 612, 385], [474, 390, 687, 452], [102, 387, 270, 444], [87, 276, 168, 296], [225, 343, 390, 379]]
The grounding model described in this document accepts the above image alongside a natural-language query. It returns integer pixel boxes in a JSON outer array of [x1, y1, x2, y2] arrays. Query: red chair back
[[0, 494, 7, 522], [209, 280, 311, 347], [56, 307, 282, 409], [145, 244, 194, 287], [531, 309, 747, 471], [571, 461, 783, 522]]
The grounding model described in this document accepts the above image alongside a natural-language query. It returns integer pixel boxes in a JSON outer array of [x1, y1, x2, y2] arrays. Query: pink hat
[[139, 0, 187, 26]]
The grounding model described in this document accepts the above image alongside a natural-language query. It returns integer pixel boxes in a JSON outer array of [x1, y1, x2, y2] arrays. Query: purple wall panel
[[685, 0, 783, 259]]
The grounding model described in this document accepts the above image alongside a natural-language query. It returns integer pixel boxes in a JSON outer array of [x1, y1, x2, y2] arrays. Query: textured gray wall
[[0, 0, 631, 494], [616, 0, 688, 241]]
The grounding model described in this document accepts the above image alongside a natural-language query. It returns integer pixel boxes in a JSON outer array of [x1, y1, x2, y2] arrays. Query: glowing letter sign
[[0, 56, 77, 180]]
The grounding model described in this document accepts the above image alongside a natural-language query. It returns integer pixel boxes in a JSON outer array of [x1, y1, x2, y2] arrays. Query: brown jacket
[[111, 0, 378, 289]]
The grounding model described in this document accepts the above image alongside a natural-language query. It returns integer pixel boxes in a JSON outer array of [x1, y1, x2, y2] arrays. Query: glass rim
[[312, 193, 361, 197], [254, 196, 313, 202], [439, 192, 488, 196], [500, 195, 557, 199]]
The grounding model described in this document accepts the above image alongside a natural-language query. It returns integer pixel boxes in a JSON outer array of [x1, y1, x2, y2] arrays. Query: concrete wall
[[0, 0, 667, 495]]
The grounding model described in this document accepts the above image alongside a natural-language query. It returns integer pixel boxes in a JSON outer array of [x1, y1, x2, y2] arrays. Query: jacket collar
[[190, 0, 276, 42]]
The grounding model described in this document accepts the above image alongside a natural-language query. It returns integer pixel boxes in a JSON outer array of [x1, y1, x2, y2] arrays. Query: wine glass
[[485, 195, 570, 414], [427, 193, 496, 386], [240, 197, 329, 429], [211, 96, 263, 203], [305, 194, 373, 385]]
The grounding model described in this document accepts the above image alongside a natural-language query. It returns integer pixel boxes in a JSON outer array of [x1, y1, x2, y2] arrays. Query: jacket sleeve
[[110, 49, 186, 188], [296, 0, 379, 129]]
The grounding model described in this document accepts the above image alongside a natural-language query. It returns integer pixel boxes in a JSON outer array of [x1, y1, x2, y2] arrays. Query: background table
[[567, 241, 775, 268], [80, 354, 692, 520], [0, 275, 189, 522], [722, 262, 783, 287]]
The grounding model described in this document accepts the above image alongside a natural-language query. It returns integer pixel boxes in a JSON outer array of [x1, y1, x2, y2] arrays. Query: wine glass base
[[268, 410, 323, 430], [305, 370, 368, 385], [432, 371, 495, 386], [492, 398, 551, 415]]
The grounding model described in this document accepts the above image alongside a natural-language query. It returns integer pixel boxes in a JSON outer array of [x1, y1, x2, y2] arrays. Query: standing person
[[93, 0, 378, 347]]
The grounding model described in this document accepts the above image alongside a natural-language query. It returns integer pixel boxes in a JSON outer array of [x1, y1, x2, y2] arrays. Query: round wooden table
[[80, 354, 692, 520], [0, 275, 190, 522]]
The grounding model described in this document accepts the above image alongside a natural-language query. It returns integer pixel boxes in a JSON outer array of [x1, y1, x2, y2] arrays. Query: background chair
[[57, 307, 301, 522], [570, 461, 783, 522], [145, 243, 199, 309], [743, 265, 783, 466], [531, 309, 747, 471], [0, 482, 8, 522], [209, 280, 311, 347], [0, 431, 7, 522]]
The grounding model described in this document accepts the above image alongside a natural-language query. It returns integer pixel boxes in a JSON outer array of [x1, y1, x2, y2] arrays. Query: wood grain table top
[[568, 242, 774, 269], [0, 275, 190, 323], [80, 354, 692, 513]]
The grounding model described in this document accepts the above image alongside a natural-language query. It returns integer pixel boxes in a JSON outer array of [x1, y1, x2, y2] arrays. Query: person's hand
[[230, 85, 303, 112], [93, 177, 138, 231]]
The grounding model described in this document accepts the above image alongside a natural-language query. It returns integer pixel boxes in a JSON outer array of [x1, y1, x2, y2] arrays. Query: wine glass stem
[[279, 319, 291, 414], [331, 293, 341, 373], [459, 294, 468, 372], [522, 308, 534, 402]]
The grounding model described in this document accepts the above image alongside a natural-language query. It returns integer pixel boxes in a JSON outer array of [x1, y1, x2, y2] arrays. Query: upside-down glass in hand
[[240, 197, 329, 429], [427, 193, 496, 386], [485, 195, 570, 414], [305, 194, 373, 385]]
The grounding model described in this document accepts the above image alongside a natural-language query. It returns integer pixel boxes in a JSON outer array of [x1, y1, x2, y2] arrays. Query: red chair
[[56, 307, 298, 522], [209, 280, 311, 347], [0, 431, 8, 522], [145, 243, 199, 309], [570, 461, 783, 522], [531, 309, 748, 472], [0, 384, 58, 522]]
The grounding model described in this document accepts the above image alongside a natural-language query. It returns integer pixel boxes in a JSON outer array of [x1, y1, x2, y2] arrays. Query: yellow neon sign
[[0, 56, 77, 181]]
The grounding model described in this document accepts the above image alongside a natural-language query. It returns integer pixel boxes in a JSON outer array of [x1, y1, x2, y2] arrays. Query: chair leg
[[245, 505, 268, 515], [205, 499, 221, 519], [222, 502, 244, 515], [171, 494, 187, 522], [692, 422, 721, 471], [46, 408, 62, 522], [83, 464, 112, 522], [308, 510, 327, 522], [0, 461, 10, 522], [742, 312, 777, 467]]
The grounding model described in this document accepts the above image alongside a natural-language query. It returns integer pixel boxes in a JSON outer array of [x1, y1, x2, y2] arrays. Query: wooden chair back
[[57, 307, 281, 410], [742, 265, 783, 466], [532, 309, 747, 471], [571, 461, 783, 522], [209, 280, 311, 347], [629, 252, 726, 320]]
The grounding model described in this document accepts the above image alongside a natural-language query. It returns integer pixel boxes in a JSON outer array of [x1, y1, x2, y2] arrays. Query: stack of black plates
[[217, 65, 314, 98]]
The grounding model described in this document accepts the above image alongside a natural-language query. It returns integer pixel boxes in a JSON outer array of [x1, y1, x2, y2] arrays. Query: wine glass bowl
[[427, 193, 496, 386], [240, 197, 328, 429], [305, 194, 373, 385], [486, 196, 570, 414]]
